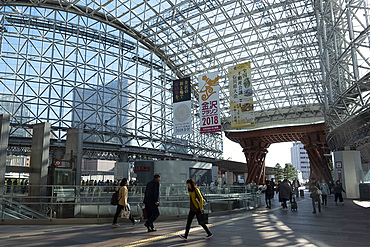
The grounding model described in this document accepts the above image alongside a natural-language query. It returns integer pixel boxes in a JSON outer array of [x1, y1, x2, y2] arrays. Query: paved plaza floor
[[0, 191, 369, 247]]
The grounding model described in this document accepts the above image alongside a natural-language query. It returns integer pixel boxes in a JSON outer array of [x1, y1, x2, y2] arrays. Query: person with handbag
[[178, 179, 212, 241], [112, 178, 139, 228]]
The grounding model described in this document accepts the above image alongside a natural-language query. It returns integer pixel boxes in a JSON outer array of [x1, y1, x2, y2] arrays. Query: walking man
[[310, 178, 321, 213], [277, 179, 292, 211], [144, 174, 161, 232], [265, 180, 273, 209], [334, 180, 346, 205]]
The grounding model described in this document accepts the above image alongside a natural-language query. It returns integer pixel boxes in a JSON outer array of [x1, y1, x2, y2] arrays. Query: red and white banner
[[198, 72, 221, 134]]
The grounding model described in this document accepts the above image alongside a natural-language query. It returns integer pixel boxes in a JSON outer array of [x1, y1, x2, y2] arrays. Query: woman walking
[[319, 179, 330, 207], [112, 178, 139, 227], [178, 179, 212, 241]]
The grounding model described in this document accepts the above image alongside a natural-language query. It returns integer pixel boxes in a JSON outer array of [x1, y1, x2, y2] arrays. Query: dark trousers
[[145, 204, 160, 228], [265, 194, 271, 208], [312, 198, 321, 212], [184, 210, 211, 238], [321, 195, 328, 206], [113, 204, 134, 224], [281, 198, 288, 209], [335, 193, 343, 202]]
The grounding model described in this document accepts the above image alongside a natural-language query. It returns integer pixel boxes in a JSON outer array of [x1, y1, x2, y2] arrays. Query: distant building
[[290, 142, 310, 181], [0, 97, 31, 168], [72, 79, 131, 144]]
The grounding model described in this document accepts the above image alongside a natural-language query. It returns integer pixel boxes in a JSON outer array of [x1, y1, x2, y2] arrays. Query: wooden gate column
[[226, 123, 332, 185], [301, 132, 332, 182], [240, 138, 270, 184]]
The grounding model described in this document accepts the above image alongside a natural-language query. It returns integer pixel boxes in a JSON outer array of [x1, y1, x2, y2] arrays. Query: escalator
[[1, 198, 49, 219]]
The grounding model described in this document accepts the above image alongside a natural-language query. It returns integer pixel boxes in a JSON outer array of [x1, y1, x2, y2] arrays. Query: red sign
[[133, 166, 151, 172]]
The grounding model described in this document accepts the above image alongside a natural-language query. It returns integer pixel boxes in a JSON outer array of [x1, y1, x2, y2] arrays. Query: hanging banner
[[173, 77, 192, 135], [173, 77, 191, 103], [228, 62, 255, 129], [198, 72, 221, 134]]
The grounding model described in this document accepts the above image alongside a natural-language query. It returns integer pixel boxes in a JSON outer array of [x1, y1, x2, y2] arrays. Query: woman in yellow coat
[[112, 178, 138, 227], [178, 179, 212, 240]]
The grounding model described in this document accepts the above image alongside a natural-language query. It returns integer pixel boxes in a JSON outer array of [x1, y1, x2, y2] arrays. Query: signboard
[[173, 77, 192, 135], [198, 72, 221, 134], [335, 161, 342, 168], [173, 77, 191, 103], [55, 160, 65, 167], [228, 62, 255, 129], [133, 166, 151, 172]]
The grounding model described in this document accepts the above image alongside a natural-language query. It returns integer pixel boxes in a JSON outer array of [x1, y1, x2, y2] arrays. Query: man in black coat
[[277, 179, 292, 210], [144, 174, 161, 232]]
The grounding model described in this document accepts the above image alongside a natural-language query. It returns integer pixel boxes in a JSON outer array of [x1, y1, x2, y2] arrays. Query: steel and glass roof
[[4, 0, 325, 123], [1, 0, 369, 161], [107, 0, 324, 123]]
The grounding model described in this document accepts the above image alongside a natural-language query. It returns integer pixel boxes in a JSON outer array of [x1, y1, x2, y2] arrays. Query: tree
[[274, 163, 284, 181], [283, 163, 298, 180]]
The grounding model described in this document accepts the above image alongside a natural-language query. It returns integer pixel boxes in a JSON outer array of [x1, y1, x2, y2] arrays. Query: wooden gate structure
[[225, 123, 332, 184]]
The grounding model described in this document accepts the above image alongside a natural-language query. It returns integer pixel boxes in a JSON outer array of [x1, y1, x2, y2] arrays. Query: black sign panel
[[173, 77, 191, 103]]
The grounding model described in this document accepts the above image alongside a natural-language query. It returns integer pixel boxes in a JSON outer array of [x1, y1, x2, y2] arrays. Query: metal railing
[[1, 184, 261, 220]]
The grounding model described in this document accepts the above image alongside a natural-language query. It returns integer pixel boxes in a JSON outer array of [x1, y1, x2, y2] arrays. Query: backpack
[[110, 190, 119, 205]]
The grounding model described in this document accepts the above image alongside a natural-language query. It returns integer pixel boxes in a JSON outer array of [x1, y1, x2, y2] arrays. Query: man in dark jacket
[[144, 174, 161, 232], [277, 179, 292, 210], [265, 180, 274, 209]]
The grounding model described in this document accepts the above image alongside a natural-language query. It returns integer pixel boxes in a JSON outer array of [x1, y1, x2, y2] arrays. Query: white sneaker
[[112, 223, 119, 228], [178, 234, 187, 241]]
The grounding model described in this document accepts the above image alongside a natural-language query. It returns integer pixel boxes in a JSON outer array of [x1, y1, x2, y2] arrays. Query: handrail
[[2, 197, 48, 219], [1, 184, 261, 221]]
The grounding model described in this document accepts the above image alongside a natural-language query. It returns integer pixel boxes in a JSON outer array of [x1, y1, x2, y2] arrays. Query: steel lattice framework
[[315, 0, 370, 162], [0, 0, 369, 161]]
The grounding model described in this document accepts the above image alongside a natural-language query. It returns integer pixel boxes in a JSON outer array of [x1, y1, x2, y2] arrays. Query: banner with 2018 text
[[198, 72, 221, 134]]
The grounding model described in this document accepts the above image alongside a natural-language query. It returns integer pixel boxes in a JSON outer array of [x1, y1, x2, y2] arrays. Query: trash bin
[[300, 189, 304, 197], [359, 183, 370, 200]]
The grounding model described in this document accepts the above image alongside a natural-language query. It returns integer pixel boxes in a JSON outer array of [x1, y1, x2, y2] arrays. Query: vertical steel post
[[345, 0, 360, 81], [0, 115, 10, 196], [315, 0, 329, 110]]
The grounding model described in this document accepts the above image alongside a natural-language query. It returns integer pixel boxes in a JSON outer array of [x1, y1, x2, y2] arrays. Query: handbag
[[121, 204, 130, 219], [142, 207, 147, 220], [197, 212, 209, 225]]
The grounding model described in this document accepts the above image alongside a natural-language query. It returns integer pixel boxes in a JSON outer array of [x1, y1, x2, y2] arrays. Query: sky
[[223, 135, 293, 167]]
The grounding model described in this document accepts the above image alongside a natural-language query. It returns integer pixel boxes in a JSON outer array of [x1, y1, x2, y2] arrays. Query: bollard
[[300, 189, 304, 197]]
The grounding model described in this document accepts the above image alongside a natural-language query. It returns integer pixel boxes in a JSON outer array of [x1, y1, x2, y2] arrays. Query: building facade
[[290, 142, 310, 181]]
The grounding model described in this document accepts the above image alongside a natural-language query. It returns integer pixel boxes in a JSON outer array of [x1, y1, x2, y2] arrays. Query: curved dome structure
[[0, 0, 369, 162]]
